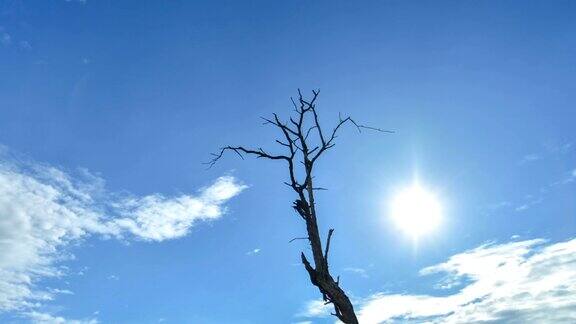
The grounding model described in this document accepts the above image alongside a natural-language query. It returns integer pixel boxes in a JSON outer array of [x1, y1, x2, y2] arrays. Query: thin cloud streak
[[343, 267, 369, 278]]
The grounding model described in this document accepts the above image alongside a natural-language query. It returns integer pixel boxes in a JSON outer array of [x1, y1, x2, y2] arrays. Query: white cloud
[[518, 141, 573, 166], [110, 176, 246, 241], [550, 168, 576, 186], [26, 311, 98, 324], [246, 248, 261, 256], [0, 150, 246, 321], [343, 267, 369, 278], [0, 26, 31, 49], [299, 299, 332, 318], [18, 40, 31, 50], [518, 153, 540, 164], [565, 168, 576, 184], [514, 196, 542, 212], [545, 141, 573, 155], [354, 238, 576, 323], [0, 28, 11, 46]]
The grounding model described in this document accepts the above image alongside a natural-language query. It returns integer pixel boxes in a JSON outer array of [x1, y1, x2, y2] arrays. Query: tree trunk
[[298, 175, 359, 324]]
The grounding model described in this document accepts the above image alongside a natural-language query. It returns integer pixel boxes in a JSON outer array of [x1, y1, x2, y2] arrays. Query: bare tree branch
[[205, 145, 288, 168], [324, 228, 334, 267], [289, 237, 309, 243]]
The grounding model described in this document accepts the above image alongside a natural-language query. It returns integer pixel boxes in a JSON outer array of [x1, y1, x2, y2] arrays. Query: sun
[[390, 183, 442, 239]]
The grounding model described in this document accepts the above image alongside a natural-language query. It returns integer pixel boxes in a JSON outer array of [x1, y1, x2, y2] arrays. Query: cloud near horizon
[[0, 149, 246, 322], [301, 237, 576, 323]]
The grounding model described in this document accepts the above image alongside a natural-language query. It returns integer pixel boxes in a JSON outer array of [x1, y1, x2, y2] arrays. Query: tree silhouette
[[208, 90, 389, 323]]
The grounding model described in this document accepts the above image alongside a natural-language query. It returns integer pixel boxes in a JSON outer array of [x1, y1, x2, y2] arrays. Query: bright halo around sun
[[390, 184, 442, 239]]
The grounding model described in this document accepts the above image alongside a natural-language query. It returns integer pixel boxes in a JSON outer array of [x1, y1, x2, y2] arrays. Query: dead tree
[[208, 90, 389, 323]]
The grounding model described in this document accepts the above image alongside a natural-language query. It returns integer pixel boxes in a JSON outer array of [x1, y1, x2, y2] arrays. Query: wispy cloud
[[25, 311, 97, 324], [18, 40, 31, 50], [343, 267, 369, 278], [0, 148, 246, 321], [556, 168, 576, 185], [352, 238, 576, 323], [545, 141, 573, 155], [514, 194, 543, 212], [0, 26, 31, 50], [246, 248, 261, 256], [518, 141, 573, 166], [110, 176, 246, 241], [298, 299, 332, 318], [518, 153, 540, 165], [0, 26, 11, 46], [487, 163, 575, 214]]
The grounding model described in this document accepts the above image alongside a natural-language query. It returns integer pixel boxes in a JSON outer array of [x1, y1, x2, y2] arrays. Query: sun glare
[[390, 184, 442, 239]]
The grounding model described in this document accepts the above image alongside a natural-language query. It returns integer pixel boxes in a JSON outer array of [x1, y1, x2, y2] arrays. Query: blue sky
[[1, 1, 575, 323]]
